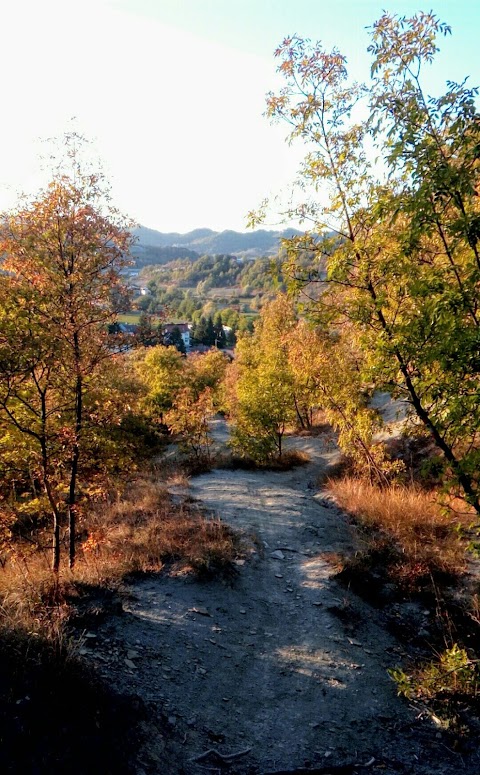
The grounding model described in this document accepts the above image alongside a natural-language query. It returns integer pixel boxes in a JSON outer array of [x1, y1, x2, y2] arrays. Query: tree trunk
[[68, 371, 82, 569], [43, 472, 61, 573], [52, 509, 60, 574], [293, 395, 306, 430], [39, 402, 62, 573], [68, 456, 79, 570]]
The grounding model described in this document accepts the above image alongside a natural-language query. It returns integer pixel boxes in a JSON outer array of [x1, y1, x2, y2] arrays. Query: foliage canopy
[[260, 13, 480, 512]]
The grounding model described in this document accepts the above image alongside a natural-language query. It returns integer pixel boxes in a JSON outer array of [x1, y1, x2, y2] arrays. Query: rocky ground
[[78, 425, 479, 774]]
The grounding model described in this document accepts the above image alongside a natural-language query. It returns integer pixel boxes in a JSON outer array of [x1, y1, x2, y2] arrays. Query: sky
[[0, 0, 478, 233]]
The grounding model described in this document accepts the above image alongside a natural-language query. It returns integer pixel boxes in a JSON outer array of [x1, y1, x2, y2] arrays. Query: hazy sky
[[1, 0, 478, 232]]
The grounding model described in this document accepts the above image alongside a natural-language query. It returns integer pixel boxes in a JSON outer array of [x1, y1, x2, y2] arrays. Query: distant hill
[[131, 242, 200, 268], [133, 225, 303, 262]]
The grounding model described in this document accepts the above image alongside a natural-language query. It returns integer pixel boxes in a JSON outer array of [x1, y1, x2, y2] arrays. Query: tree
[[192, 315, 216, 347], [137, 313, 162, 347], [0, 133, 133, 570], [163, 326, 186, 354], [228, 296, 297, 462], [213, 315, 226, 349], [260, 15, 480, 511], [186, 349, 229, 407], [133, 345, 187, 424], [166, 387, 215, 463]]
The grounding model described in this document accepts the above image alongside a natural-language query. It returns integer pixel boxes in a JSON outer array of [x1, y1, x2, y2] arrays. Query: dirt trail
[[86, 424, 472, 774]]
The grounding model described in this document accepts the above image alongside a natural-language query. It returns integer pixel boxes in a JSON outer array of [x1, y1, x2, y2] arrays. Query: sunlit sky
[[1, 0, 478, 233]]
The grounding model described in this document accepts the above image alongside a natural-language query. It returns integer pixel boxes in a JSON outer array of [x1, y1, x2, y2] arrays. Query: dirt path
[[85, 426, 472, 774]]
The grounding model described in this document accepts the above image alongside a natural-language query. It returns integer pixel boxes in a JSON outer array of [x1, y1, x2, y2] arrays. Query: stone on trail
[[189, 607, 211, 617], [270, 550, 285, 560]]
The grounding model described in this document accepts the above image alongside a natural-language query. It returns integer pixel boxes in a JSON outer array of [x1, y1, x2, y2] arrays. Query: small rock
[[275, 573, 283, 579], [167, 716, 176, 726], [124, 658, 137, 669], [312, 601, 323, 607], [270, 550, 285, 560], [324, 751, 333, 758], [239, 608, 246, 615], [198, 668, 207, 675], [348, 638, 362, 647], [127, 650, 140, 659], [85, 632, 97, 639], [190, 607, 211, 617], [234, 559, 245, 566]]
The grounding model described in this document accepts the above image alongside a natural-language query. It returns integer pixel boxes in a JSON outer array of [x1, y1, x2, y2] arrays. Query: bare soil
[[81, 423, 479, 774]]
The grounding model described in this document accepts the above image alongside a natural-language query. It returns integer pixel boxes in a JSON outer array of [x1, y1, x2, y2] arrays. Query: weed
[[389, 643, 480, 731]]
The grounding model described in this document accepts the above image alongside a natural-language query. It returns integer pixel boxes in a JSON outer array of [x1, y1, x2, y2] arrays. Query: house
[[129, 285, 151, 296], [162, 322, 191, 351]]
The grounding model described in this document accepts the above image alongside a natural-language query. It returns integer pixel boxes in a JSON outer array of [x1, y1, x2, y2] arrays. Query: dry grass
[[0, 476, 240, 637], [219, 448, 310, 471], [329, 476, 468, 590], [79, 477, 239, 580], [0, 475, 240, 772]]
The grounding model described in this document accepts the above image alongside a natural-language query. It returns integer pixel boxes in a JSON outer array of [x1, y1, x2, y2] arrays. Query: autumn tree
[[0, 133, 133, 570], [260, 14, 480, 511], [133, 345, 187, 425], [228, 296, 297, 463], [133, 345, 228, 463], [186, 349, 228, 405], [165, 387, 215, 463]]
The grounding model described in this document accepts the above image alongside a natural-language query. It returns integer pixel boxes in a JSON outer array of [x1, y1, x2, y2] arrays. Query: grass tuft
[[219, 448, 310, 471], [79, 477, 239, 579], [329, 476, 467, 591]]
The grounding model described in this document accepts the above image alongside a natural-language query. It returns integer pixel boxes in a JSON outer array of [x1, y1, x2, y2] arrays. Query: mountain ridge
[[133, 224, 303, 261]]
